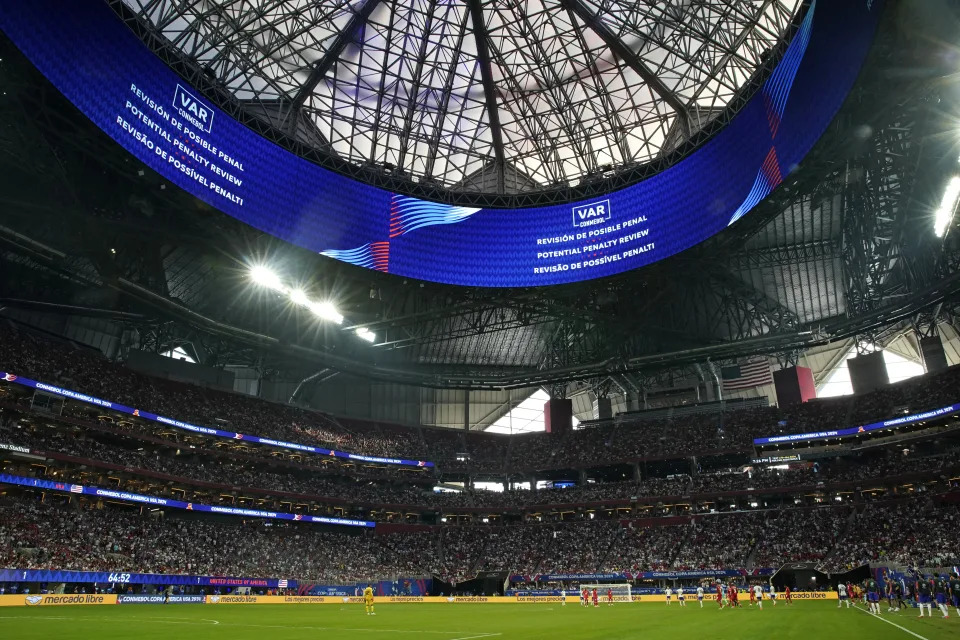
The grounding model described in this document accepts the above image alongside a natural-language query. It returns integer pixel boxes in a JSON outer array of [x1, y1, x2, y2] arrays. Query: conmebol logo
[[572, 200, 611, 228]]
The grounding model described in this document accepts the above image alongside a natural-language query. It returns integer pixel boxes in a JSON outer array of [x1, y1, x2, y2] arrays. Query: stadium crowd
[[4, 324, 960, 589], [3, 409, 960, 521], [2, 490, 960, 584], [3, 325, 960, 478]]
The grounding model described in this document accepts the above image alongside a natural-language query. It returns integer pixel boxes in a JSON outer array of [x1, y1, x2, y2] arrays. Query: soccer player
[[865, 577, 880, 615], [753, 584, 764, 610], [363, 584, 375, 616], [784, 585, 792, 605], [934, 573, 949, 618], [607, 587, 614, 606], [581, 587, 588, 606], [665, 586, 672, 605], [592, 588, 599, 608], [838, 582, 849, 608], [561, 588, 566, 607], [768, 583, 777, 606], [696, 585, 704, 608], [729, 583, 739, 608], [893, 578, 906, 612], [749, 583, 756, 607], [950, 573, 960, 617], [916, 577, 933, 617], [677, 586, 685, 607], [716, 582, 724, 609]]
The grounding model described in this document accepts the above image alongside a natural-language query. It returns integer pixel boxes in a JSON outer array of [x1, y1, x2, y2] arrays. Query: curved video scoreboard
[[0, 0, 881, 287]]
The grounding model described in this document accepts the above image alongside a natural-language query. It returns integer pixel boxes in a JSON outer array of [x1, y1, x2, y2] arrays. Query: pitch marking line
[[853, 604, 931, 640], [0, 615, 498, 637]]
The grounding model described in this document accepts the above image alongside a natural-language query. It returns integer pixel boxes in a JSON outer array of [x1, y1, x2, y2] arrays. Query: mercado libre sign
[[0, 0, 882, 286]]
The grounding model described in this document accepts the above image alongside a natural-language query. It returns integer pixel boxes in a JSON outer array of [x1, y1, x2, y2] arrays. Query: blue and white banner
[[634, 570, 743, 580], [510, 569, 770, 583], [0, 569, 296, 590], [117, 594, 167, 604], [115, 594, 206, 604], [165, 595, 207, 603], [0, 371, 433, 468], [538, 573, 624, 582], [0, 473, 374, 528], [753, 403, 960, 445]]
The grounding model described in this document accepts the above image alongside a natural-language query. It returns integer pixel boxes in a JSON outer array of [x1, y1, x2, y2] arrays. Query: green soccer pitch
[[0, 602, 956, 640]]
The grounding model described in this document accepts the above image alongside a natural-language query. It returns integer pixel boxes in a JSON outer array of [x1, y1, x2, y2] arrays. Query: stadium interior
[[3, 1, 960, 638]]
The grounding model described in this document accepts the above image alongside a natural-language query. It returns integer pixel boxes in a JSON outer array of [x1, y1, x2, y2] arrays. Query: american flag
[[69, 484, 83, 494], [278, 580, 288, 588], [721, 358, 773, 391]]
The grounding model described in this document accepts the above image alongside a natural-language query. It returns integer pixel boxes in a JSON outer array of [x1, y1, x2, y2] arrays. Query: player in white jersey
[[696, 586, 704, 607], [561, 588, 566, 606], [837, 583, 849, 608], [665, 587, 672, 604], [753, 584, 764, 609], [768, 584, 777, 606], [677, 587, 685, 607]]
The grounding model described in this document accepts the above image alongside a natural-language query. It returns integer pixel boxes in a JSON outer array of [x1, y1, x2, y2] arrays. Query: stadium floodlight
[[355, 327, 376, 343], [309, 300, 344, 325], [249, 265, 285, 292], [289, 288, 310, 307], [934, 175, 960, 237]]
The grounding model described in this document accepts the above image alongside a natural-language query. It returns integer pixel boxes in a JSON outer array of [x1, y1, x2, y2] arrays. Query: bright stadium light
[[289, 288, 310, 307], [249, 265, 285, 292], [934, 175, 960, 237], [355, 327, 376, 343], [309, 300, 343, 325]]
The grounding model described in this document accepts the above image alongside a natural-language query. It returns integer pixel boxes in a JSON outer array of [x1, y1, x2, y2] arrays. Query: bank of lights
[[248, 266, 343, 325], [354, 327, 376, 343], [934, 175, 960, 238]]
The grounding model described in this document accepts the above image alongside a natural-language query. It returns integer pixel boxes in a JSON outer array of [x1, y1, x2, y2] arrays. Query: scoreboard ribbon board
[[0, 0, 881, 286]]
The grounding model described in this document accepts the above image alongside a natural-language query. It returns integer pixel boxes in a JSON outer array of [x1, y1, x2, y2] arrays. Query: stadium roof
[[0, 0, 959, 398], [113, 0, 803, 198]]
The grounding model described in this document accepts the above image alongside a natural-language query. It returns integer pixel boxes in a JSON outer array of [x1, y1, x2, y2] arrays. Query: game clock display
[[0, 0, 880, 287]]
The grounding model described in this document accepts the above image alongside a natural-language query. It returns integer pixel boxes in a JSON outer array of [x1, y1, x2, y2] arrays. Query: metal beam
[[466, 0, 506, 191], [287, 0, 385, 117], [561, 0, 690, 136], [727, 240, 837, 270]]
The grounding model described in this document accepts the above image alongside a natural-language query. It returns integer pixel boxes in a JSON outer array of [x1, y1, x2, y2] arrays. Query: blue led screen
[[0, 0, 881, 287]]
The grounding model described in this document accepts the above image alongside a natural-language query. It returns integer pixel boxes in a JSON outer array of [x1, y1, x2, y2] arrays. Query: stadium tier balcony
[[2, 480, 960, 585]]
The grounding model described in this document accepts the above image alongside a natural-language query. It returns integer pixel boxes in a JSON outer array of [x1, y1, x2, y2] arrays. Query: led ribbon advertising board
[[752, 402, 960, 446], [1, 371, 433, 468], [0, 473, 375, 528], [0, 0, 881, 286]]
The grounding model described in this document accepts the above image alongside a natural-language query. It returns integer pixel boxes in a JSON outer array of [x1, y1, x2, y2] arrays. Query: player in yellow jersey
[[364, 585, 375, 615]]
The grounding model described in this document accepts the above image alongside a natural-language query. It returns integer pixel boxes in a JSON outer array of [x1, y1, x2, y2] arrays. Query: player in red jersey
[[730, 583, 739, 608], [607, 588, 614, 606], [592, 588, 599, 608], [784, 586, 792, 605], [581, 588, 588, 607], [749, 584, 756, 607], [716, 583, 724, 608]]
